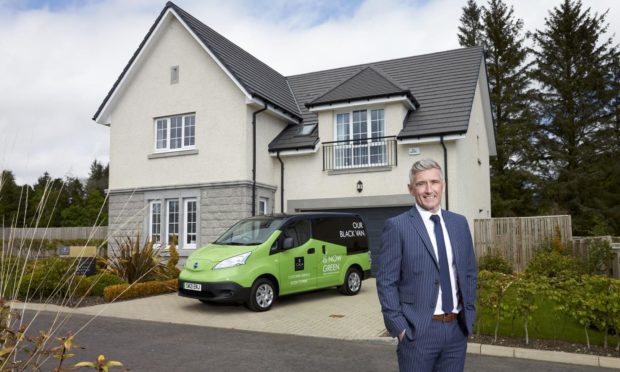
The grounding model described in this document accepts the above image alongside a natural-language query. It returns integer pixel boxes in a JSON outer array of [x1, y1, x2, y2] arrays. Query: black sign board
[[75, 257, 96, 276]]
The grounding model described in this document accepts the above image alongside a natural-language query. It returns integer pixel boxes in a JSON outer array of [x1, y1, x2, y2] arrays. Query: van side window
[[283, 219, 311, 247]]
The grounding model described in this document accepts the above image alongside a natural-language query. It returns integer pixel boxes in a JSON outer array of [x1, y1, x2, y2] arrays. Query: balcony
[[322, 136, 397, 172]]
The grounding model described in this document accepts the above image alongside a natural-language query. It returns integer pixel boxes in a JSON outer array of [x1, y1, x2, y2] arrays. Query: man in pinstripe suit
[[377, 159, 477, 372]]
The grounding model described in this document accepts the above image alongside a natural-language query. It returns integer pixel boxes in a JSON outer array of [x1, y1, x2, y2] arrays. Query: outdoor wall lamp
[[357, 180, 363, 193]]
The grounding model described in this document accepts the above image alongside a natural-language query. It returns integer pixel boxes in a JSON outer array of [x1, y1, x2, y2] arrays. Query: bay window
[[148, 197, 198, 249]]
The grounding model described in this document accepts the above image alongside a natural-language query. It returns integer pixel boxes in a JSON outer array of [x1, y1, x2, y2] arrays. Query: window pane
[[170, 117, 183, 149], [352, 110, 367, 140], [184, 115, 195, 147], [151, 202, 161, 244], [185, 200, 197, 245], [156, 120, 167, 149], [258, 198, 267, 216], [371, 109, 384, 139], [335, 113, 351, 168], [336, 113, 350, 141], [168, 200, 179, 244]]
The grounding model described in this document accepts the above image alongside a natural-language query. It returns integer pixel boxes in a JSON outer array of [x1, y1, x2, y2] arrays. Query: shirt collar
[[415, 203, 442, 222]]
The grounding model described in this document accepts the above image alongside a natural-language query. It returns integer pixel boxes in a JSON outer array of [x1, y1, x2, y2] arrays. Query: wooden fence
[[0, 226, 108, 241], [572, 236, 620, 279], [474, 215, 572, 272]]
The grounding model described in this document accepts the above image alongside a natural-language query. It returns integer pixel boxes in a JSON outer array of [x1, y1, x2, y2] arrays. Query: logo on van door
[[294, 257, 304, 271]]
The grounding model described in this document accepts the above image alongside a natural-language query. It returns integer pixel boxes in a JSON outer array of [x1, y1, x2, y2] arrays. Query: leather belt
[[432, 313, 458, 322]]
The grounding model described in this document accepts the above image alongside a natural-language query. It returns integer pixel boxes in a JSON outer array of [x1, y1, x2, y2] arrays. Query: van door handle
[[307, 248, 315, 254], [322, 245, 326, 254]]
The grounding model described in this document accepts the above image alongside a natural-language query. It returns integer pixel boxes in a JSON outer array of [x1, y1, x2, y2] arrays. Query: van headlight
[[213, 252, 251, 270]]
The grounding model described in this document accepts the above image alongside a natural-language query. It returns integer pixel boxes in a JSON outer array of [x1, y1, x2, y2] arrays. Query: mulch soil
[[469, 334, 620, 358]]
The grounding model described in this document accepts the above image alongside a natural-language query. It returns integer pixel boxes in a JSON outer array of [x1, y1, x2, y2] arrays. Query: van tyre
[[247, 278, 275, 312], [339, 267, 362, 295]]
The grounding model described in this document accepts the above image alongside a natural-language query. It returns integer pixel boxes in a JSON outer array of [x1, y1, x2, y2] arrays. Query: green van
[[178, 213, 371, 311]]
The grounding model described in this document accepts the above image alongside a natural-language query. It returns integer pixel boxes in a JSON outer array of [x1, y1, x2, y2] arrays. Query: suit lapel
[[408, 207, 439, 269]]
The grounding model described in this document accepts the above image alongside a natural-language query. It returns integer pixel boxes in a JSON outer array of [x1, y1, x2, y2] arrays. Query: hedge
[[103, 279, 178, 302]]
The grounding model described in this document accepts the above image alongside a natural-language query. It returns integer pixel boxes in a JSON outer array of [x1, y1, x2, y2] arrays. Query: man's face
[[408, 168, 444, 213]]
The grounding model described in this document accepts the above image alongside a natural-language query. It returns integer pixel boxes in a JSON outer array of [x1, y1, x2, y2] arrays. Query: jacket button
[[434, 280, 439, 285]]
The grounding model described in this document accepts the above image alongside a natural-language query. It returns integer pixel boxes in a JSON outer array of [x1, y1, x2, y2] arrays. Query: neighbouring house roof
[[94, 2, 487, 154]]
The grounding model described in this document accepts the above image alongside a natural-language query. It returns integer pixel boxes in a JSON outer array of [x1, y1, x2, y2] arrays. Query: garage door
[[304, 206, 411, 275]]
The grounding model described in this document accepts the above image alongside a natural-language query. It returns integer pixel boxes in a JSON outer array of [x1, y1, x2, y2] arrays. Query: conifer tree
[[531, 0, 619, 234], [458, 0, 536, 216], [458, 0, 484, 47]]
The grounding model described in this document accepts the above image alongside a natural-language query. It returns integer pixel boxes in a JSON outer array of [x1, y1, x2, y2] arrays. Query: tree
[[84, 160, 109, 226], [531, 0, 619, 234], [458, 0, 537, 217], [457, 0, 484, 48], [0, 171, 23, 226], [85, 160, 108, 195], [28, 172, 64, 227]]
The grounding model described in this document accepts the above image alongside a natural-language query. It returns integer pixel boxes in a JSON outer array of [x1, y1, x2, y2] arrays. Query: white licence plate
[[184, 282, 201, 291]]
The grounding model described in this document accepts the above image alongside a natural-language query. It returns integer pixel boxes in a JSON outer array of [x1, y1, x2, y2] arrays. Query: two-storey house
[[93, 2, 495, 272]]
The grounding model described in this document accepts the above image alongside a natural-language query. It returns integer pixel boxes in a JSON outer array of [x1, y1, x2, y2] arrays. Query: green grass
[[475, 293, 619, 349]]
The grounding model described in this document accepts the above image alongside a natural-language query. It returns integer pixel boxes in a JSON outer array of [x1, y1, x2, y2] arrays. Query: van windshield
[[214, 217, 285, 246]]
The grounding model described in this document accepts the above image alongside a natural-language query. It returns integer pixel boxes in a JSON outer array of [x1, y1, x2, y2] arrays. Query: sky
[[1, 0, 619, 185]]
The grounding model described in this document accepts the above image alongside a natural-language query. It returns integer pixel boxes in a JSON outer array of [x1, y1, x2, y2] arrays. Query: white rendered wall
[[109, 16, 248, 190], [451, 70, 493, 227]]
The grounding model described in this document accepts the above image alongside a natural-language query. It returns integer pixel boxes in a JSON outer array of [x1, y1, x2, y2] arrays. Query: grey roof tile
[[307, 66, 416, 107], [270, 46, 484, 151]]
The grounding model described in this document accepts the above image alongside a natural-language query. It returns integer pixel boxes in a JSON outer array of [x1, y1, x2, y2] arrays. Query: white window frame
[[258, 197, 268, 216], [166, 199, 180, 246], [149, 201, 162, 247], [333, 108, 386, 169], [184, 198, 197, 249], [154, 113, 196, 153]]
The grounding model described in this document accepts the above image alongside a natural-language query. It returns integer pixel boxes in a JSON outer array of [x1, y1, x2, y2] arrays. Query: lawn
[[475, 294, 618, 349]]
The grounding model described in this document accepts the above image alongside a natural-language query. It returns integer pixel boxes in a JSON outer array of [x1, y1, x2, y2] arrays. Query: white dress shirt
[[415, 204, 460, 315]]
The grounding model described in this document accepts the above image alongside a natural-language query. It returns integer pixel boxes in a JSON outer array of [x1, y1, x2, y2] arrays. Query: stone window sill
[[148, 149, 199, 159]]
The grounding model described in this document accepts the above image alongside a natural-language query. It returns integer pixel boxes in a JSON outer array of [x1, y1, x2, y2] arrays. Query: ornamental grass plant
[[0, 174, 124, 371]]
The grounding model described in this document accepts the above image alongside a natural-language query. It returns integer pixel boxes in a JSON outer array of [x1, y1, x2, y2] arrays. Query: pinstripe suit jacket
[[377, 206, 477, 340]]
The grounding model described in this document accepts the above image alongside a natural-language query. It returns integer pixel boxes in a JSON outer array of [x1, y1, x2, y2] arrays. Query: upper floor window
[[155, 113, 196, 152], [334, 109, 386, 168]]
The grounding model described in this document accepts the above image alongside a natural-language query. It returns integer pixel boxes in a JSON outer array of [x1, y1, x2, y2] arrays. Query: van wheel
[[246, 278, 275, 312], [339, 267, 362, 295]]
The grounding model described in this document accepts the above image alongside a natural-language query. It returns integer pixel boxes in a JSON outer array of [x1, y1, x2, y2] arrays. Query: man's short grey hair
[[409, 159, 443, 184]]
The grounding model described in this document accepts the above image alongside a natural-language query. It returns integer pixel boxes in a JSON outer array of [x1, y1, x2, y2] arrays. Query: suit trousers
[[396, 318, 468, 372]]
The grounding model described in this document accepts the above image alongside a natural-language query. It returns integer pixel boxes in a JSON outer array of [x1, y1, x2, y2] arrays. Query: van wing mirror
[[282, 237, 295, 250]]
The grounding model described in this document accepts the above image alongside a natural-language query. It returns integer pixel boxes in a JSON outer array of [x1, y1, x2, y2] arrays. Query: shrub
[[478, 250, 513, 274], [88, 272, 126, 297], [69, 275, 94, 298], [165, 236, 180, 279], [103, 279, 178, 302], [584, 240, 614, 276], [19, 257, 76, 300], [105, 235, 166, 284], [526, 248, 581, 282]]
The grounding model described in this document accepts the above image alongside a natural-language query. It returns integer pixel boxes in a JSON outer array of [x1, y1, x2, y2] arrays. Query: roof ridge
[[286, 46, 484, 79]]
